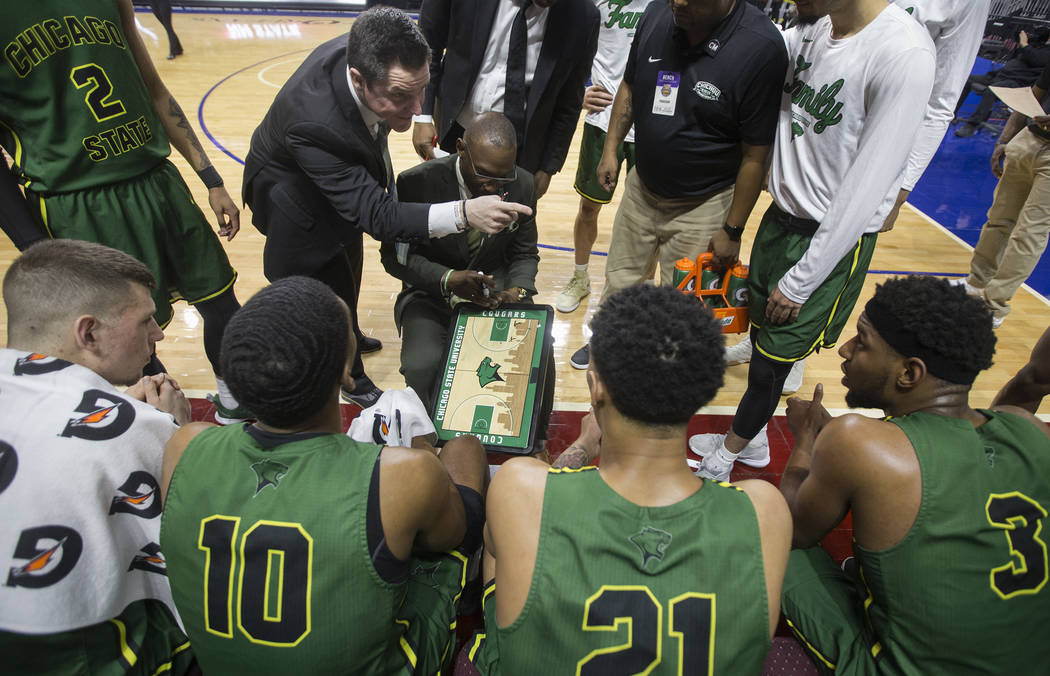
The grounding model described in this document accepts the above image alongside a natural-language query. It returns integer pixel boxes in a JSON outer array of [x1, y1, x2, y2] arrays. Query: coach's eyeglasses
[[463, 141, 517, 184]]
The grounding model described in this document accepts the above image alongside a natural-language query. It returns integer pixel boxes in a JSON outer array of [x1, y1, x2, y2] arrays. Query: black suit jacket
[[242, 35, 431, 279], [380, 154, 538, 327], [419, 0, 599, 175]]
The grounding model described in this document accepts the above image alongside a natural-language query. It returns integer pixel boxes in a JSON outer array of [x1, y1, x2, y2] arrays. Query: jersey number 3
[[577, 586, 715, 675], [986, 492, 1048, 599], [198, 516, 314, 647]]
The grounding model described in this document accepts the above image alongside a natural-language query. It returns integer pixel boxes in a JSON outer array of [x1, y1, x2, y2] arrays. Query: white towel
[[347, 387, 436, 447], [0, 349, 179, 634]]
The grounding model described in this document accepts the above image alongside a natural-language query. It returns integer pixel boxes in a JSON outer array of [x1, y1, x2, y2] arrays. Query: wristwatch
[[722, 223, 745, 242]]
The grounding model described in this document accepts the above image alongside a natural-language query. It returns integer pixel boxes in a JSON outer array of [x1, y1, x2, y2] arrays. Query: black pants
[[147, 0, 182, 56], [312, 238, 368, 380]]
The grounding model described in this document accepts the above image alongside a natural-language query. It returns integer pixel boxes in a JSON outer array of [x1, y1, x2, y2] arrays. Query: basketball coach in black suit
[[412, 0, 599, 199], [242, 8, 530, 407], [382, 112, 552, 432]]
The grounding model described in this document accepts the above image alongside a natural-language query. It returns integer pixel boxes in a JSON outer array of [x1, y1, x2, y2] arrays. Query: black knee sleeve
[[455, 484, 485, 554], [731, 352, 794, 440], [194, 287, 240, 375]]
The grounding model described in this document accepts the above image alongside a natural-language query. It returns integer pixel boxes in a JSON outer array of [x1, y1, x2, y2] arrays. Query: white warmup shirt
[[768, 4, 935, 304], [867, 0, 990, 225], [585, 0, 653, 141]]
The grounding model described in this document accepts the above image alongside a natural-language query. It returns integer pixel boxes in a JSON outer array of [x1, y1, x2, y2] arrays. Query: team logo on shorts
[[476, 357, 505, 388], [629, 526, 672, 569], [61, 390, 136, 441], [251, 459, 289, 496], [109, 471, 162, 519], [0, 441, 17, 496], [128, 542, 167, 575], [693, 81, 721, 101], [13, 353, 72, 376], [5, 525, 84, 588]]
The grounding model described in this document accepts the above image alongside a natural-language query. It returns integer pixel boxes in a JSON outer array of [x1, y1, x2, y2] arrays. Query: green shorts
[[748, 204, 877, 362], [395, 549, 470, 674], [781, 547, 884, 676], [463, 581, 499, 675], [30, 160, 236, 327], [0, 599, 195, 676], [574, 123, 636, 204]]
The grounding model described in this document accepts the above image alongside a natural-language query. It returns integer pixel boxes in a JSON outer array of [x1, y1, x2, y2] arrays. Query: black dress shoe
[[341, 376, 383, 408], [359, 335, 383, 354]]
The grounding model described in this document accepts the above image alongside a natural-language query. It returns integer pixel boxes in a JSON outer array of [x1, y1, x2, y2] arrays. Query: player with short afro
[[466, 283, 791, 674], [591, 284, 725, 426], [866, 275, 995, 378], [779, 275, 1050, 675]]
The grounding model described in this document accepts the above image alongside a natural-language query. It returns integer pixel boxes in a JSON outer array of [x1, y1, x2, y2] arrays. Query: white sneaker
[[782, 359, 806, 396], [725, 334, 753, 365], [688, 426, 770, 468], [948, 276, 982, 298], [556, 270, 590, 313]]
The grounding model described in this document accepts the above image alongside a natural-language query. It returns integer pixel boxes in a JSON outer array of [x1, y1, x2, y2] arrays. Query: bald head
[[464, 111, 517, 152], [457, 112, 518, 197]]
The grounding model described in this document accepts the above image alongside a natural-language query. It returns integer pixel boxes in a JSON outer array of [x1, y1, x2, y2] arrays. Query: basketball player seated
[[0, 240, 195, 674], [467, 284, 792, 674], [780, 276, 1050, 674], [159, 277, 487, 674]]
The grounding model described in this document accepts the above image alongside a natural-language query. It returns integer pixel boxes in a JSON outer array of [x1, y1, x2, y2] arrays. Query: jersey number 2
[[70, 64, 126, 122], [198, 516, 314, 647], [986, 492, 1048, 599], [577, 586, 715, 675]]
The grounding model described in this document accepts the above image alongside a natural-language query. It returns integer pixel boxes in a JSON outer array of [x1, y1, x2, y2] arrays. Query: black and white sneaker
[[341, 375, 383, 408], [570, 344, 590, 370]]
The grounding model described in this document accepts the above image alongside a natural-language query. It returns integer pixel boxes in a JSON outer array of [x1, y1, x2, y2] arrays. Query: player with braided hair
[[160, 277, 487, 674], [465, 284, 791, 674], [217, 278, 349, 427], [780, 275, 1050, 674]]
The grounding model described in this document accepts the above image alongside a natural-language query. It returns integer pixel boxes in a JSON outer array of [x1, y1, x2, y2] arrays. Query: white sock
[[215, 378, 239, 409], [574, 263, 588, 273], [718, 439, 740, 462]]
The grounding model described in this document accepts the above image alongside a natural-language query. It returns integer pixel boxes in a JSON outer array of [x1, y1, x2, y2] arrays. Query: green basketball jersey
[[0, 1, 170, 193], [857, 410, 1050, 674], [482, 467, 771, 674], [161, 425, 414, 675]]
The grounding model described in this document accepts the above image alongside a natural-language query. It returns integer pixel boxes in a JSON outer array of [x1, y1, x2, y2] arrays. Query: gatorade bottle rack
[[674, 253, 749, 334]]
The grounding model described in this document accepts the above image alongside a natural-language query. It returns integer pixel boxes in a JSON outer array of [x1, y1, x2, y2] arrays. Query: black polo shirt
[[625, 0, 787, 199]]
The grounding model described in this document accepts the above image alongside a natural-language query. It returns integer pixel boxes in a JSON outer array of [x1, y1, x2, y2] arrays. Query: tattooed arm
[[595, 80, 633, 194], [551, 411, 602, 469], [117, 0, 240, 240]]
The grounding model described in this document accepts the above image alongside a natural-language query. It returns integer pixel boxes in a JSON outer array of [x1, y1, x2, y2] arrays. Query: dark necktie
[[377, 122, 396, 198], [505, 1, 529, 147]]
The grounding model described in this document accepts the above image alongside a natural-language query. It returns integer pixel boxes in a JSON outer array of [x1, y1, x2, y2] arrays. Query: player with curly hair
[[780, 275, 1050, 674], [464, 284, 791, 674]]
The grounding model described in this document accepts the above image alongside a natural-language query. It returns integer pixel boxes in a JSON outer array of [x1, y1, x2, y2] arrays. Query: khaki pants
[[968, 128, 1050, 318], [599, 168, 734, 305]]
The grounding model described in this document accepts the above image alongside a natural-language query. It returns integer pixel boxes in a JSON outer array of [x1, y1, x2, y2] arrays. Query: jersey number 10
[[198, 516, 314, 647]]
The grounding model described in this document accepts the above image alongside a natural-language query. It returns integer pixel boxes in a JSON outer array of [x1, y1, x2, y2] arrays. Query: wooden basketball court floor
[[2, 8, 1049, 422]]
